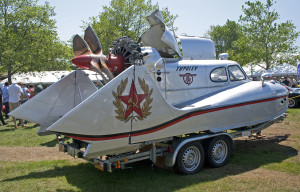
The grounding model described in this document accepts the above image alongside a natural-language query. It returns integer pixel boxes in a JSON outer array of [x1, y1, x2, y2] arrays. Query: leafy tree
[[0, 0, 73, 83], [239, 0, 299, 69], [228, 36, 257, 66], [84, 0, 178, 54], [207, 20, 243, 58]]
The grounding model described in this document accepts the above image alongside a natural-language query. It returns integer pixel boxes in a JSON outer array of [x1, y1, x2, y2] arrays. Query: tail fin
[[9, 70, 97, 135], [45, 65, 176, 140]]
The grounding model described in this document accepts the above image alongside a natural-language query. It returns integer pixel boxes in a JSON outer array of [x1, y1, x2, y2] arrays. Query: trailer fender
[[164, 133, 233, 167]]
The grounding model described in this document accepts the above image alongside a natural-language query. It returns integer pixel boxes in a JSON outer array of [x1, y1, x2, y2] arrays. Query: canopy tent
[[243, 63, 298, 79], [242, 64, 266, 78], [0, 70, 103, 85], [265, 63, 297, 77]]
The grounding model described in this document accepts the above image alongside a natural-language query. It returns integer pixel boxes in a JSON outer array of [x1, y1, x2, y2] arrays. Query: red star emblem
[[118, 80, 147, 120]]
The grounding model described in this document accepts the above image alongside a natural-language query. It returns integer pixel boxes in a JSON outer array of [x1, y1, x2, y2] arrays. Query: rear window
[[228, 65, 246, 81], [210, 67, 228, 82]]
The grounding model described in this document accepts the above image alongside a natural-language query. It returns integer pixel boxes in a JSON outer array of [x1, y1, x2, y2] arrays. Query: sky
[[41, 0, 300, 47]]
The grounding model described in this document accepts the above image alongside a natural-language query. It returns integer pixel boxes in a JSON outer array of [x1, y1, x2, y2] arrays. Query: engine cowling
[[108, 53, 127, 75]]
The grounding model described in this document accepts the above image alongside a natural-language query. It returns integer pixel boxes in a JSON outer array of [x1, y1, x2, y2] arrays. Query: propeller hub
[[72, 55, 92, 70], [108, 54, 126, 74]]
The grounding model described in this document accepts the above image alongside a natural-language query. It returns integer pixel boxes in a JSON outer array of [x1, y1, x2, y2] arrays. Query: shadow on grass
[[40, 136, 69, 147], [2, 134, 298, 192], [0, 128, 16, 132], [23, 125, 36, 130], [0, 124, 35, 132], [230, 134, 298, 167]]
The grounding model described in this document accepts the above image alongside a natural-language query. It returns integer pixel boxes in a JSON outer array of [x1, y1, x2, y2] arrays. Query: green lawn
[[0, 109, 299, 192], [0, 121, 66, 147]]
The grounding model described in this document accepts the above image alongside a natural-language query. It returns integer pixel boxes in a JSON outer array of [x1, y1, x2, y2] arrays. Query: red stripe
[[69, 134, 130, 141], [69, 95, 287, 141]]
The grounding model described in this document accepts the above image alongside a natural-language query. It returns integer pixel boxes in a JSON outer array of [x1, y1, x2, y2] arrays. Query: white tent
[[243, 63, 297, 78], [0, 70, 103, 84], [265, 63, 297, 77], [242, 64, 266, 78]]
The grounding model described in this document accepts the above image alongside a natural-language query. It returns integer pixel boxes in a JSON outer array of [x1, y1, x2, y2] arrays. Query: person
[[8, 82, 26, 128], [20, 83, 30, 104], [291, 76, 297, 88], [1, 82, 10, 119], [0, 88, 7, 126], [28, 84, 35, 99], [31, 84, 44, 98], [282, 77, 291, 87], [19, 83, 30, 124]]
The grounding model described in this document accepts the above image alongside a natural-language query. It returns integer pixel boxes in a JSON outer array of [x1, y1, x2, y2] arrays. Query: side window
[[210, 67, 228, 82], [228, 65, 246, 81]]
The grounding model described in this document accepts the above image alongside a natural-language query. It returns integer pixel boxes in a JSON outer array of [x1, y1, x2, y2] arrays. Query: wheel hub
[[182, 146, 201, 171], [288, 99, 295, 107], [212, 140, 228, 163]]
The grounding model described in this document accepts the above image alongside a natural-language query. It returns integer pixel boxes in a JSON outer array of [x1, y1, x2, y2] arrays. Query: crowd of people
[[280, 76, 299, 88], [0, 82, 44, 128]]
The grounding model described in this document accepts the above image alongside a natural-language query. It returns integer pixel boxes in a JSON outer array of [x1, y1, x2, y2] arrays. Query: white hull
[[9, 65, 288, 158]]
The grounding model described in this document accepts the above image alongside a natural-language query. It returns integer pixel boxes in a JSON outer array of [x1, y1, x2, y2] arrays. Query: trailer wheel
[[288, 98, 298, 108], [174, 141, 204, 175], [206, 136, 231, 168]]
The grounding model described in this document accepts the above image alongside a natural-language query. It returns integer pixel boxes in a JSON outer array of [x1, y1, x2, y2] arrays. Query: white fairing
[[140, 10, 181, 57], [9, 70, 97, 135], [179, 36, 216, 60]]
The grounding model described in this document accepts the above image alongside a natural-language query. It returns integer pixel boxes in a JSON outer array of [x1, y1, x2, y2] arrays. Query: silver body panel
[[179, 36, 216, 60]]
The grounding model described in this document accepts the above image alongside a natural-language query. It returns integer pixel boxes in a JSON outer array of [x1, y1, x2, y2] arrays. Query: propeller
[[72, 26, 114, 84]]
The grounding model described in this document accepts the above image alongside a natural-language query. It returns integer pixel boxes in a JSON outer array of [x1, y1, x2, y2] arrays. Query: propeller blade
[[73, 26, 115, 84], [90, 60, 110, 84], [84, 26, 102, 54], [73, 35, 91, 56], [99, 55, 114, 80]]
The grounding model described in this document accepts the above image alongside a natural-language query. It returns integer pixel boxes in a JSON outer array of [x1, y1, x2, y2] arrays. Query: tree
[[207, 20, 243, 58], [0, 0, 73, 83], [239, 0, 299, 69], [84, 0, 178, 54]]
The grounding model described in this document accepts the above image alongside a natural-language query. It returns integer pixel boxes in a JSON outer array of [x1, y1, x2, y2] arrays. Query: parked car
[[270, 80, 300, 108], [288, 87, 300, 108]]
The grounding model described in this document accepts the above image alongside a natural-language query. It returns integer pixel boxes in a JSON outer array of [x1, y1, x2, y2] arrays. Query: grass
[[0, 108, 299, 191], [0, 121, 60, 147], [229, 108, 300, 175]]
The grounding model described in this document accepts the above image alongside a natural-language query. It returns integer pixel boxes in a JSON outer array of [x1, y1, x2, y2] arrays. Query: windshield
[[228, 65, 246, 81]]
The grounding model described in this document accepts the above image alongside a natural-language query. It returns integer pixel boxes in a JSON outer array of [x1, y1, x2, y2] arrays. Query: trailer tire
[[206, 136, 231, 168], [174, 141, 204, 175], [288, 98, 298, 108]]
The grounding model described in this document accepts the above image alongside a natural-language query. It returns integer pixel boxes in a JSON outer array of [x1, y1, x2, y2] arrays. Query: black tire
[[288, 98, 298, 108], [174, 141, 204, 175], [206, 136, 232, 168]]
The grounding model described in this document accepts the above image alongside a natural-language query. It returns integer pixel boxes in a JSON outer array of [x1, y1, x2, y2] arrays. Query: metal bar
[[106, 147, 167, 163]]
